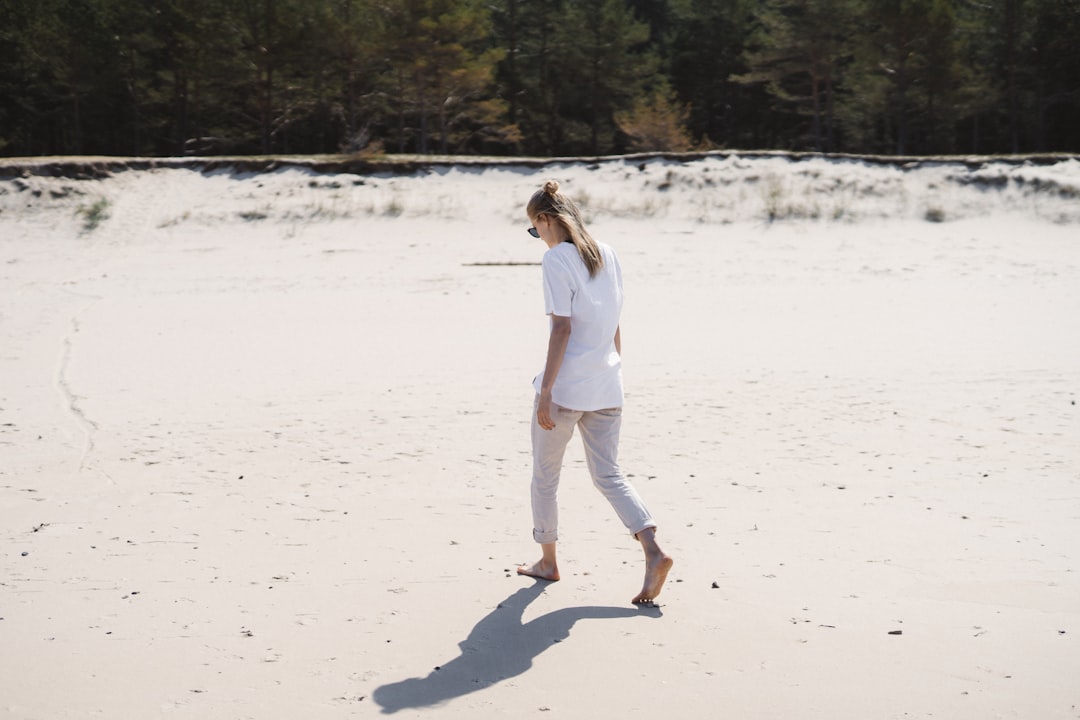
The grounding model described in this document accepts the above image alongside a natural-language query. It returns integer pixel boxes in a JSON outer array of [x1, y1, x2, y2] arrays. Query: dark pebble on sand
[[711, 581, 720, 589], [21, 551, 28, 557], [888, 630, 903, 635]]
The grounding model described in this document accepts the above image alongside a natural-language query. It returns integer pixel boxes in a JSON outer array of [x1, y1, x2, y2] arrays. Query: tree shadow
[[372, 580, 660, 713]]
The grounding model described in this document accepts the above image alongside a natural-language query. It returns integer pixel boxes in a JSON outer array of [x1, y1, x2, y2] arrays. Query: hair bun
[[543, 180, 560, 195]]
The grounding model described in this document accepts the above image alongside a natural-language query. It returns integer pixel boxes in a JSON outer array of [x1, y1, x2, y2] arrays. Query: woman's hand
[[537, 315, 571, 431], [537, 390, 556, 430]]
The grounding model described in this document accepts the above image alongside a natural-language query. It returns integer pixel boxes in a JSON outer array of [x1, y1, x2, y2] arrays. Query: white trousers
[[530, 396, 655, 544]]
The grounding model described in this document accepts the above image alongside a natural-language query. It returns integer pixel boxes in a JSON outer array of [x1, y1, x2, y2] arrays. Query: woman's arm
[[614, 325, 621, 355], [537, 314, 572, 430]]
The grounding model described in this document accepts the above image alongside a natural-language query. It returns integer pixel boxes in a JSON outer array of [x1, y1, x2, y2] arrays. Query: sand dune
[[1, 153, 1078, 718]]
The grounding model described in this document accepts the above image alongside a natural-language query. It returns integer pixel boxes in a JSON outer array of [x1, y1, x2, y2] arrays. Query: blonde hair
[[527, 180, 604, 278]]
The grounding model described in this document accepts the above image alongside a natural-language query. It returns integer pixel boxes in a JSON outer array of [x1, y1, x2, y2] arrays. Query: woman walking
[[517, 180, 673, 605]]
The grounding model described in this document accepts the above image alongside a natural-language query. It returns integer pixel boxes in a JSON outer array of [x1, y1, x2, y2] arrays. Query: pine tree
[[377, 0, 509, 154], [668, 0, 759, 148], [852, 0, 967, 154], [558, 0, 657, 154], [491, 0, 566, 154], [1029, 0, 1080, 151], [736, 0, 857, 151]]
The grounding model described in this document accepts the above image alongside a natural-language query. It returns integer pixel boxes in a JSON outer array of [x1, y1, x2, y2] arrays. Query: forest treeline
[[1, 0, 1078, 159]]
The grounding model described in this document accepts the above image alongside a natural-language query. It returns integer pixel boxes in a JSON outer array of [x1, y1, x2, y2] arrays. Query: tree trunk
[[894, 59, 907, 155], [262, 65, 273, 153], [825, 72, 835, 152], [506, 0, 519, 127], [344, 0, 357, 141], [127, 47, 141, 155], [439, 94, 449, 154], [397, 68, 407, 153], [68, 46, 83, 154], [590, 56, 601, 154], [71, 90, 83, 154], [1005, 0, 1021, 152], [260, 0, 275, 154], [810, 74, 822, 151], [175, 71, 189, 155]]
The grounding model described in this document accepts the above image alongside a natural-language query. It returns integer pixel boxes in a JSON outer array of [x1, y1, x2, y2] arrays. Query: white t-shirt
[[532, 240, 624, 410]]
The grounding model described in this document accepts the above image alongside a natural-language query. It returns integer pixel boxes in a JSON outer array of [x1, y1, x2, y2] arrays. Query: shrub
[[78, 198, 110, 232], [615, 87, 693, 153], [925, 207, 946, 222]]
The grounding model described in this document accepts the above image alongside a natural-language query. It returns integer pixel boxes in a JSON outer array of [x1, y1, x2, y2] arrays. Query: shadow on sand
[[372, 580, 660, 713]]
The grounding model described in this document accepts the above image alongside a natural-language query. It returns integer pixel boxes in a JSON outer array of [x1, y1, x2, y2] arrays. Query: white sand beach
[[1, 153, 1078, 718]]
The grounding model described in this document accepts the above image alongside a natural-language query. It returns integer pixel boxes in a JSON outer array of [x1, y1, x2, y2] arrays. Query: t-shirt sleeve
[[611, 248, 623, 296], [541, 252, 574, 317]]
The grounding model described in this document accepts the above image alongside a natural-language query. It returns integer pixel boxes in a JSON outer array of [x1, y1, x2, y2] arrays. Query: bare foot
[[517, 560, 559, 581], [632, 551, 673, 605]]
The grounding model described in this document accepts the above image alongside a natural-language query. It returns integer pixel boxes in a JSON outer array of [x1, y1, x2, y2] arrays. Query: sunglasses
[[527, 226, 540, 238]]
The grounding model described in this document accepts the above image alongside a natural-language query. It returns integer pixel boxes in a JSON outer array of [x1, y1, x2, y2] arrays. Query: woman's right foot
[[516, 560, 560, 581]]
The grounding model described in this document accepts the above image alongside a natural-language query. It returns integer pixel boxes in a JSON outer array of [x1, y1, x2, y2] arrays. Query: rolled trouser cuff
[[532, 528, 558, 544]]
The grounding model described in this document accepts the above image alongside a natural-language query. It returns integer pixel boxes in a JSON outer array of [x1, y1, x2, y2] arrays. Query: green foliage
[[377, 0, 512, 154], [736, 0, 858, 152], [492, 0, 660, 155], [668, 0, 760, 148], [561, 0, 657, 154], [78, 198, 110, 232], [0, 0, 1077, 156]]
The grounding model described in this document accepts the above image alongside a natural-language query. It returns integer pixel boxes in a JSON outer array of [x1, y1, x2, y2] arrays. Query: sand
[[1, 154, 1078, 718]]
